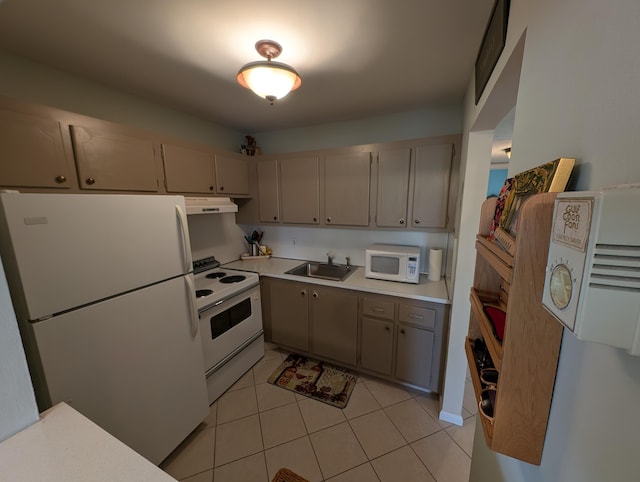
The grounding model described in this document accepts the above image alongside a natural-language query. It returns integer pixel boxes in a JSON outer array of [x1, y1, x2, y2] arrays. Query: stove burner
[[220, 275, 246, 284], [196, 289, 213, 298], [205, 272, 226, 279]]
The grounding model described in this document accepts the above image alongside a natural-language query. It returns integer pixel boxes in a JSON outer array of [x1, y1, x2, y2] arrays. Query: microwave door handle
[[184, 275, 198, 338], [175, 204, 193, 273]]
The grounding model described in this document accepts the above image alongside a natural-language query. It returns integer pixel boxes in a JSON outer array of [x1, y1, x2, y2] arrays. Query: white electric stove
[[192, 257, 264, 404]]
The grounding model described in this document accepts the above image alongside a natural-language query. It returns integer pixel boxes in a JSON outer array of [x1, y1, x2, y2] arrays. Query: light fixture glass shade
[[237, 60, 301, 102]]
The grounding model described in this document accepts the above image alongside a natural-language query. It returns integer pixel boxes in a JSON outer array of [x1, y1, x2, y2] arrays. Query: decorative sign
[[552, 198, 593, 252], [475, 0, 510, 104]]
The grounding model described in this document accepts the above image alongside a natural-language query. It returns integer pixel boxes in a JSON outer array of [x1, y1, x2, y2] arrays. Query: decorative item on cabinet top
[[542, 185, 640, 355]]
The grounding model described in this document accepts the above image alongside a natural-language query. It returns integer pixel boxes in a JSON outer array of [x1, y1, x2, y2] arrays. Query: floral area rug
[[267, 353, 358, 409]]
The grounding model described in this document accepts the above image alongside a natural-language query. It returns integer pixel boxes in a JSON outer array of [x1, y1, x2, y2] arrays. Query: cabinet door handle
[[326, 217, 331, 223], [312, 291, 319, 298], [414, 219, 421, 224], [400, 329, 406, 334], [273, 216, 278, 221], [300, 290, 306, 296], [384, 326, 391, 332], [209, 185, 214, 191], [55, 175, 67, 184], [313, 217, 317, 222], [399, 218, 405, 225], [85, 177, 96, 185], [219, 185, 224, 191]]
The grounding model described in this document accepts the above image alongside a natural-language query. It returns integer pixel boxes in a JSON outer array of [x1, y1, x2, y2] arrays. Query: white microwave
[[365, 244, 421, 283]]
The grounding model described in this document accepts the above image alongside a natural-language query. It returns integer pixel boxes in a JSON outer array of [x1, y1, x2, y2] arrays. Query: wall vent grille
[[588, 243, 640, 291]]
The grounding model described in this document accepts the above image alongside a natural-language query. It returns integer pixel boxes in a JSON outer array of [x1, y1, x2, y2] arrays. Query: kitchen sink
[[285, 261, 355, 282]]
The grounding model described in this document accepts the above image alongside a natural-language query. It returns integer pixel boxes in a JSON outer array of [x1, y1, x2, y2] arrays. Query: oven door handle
[[184, 274, 198, 338], [176, 203, 192, 274]]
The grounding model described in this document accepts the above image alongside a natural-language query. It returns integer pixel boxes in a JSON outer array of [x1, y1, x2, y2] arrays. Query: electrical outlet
[[292, 238, 297, 247]]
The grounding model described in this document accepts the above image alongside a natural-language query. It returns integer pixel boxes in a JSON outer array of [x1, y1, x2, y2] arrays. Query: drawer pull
[[409, 314, 424, 319], [373, 307, 385, 312]]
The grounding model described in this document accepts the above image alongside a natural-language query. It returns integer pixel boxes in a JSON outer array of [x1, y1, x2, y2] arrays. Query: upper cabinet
[[70, 124, 158, 192], [375, 148, 412, 228], [256, 159, 280, 223], [374, 142, 455, 230], [162, 145, 250, 197], [162, 143, 215, 193], [214, 154, 249, 196], [323, 152, 371, 227], [411, 143, 453, 229], [0, 109, 73, 189], [279, 156, 320, 225]]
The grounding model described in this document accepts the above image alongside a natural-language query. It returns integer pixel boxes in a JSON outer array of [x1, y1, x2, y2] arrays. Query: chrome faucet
[[326, 252, 334, 265], [345, 256, 351, 268]]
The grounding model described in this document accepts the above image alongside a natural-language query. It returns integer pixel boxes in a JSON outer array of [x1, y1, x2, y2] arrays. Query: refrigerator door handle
[[175, 204, 192, 273], [184, 275, 198, 338]]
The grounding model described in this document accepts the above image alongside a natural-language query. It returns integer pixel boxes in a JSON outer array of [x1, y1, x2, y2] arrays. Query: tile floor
[[161, 344, 477, 482]]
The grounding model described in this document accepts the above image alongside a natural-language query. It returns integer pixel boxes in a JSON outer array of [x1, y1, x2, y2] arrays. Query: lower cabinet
[[267, 278, 309, 352], [360, 317, 394, 375], [263, 277, 448, 393], [395, 323, 434, 387], [310, 285, 358, 366]]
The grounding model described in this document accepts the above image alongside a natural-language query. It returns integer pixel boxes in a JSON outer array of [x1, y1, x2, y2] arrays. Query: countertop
[[0, 403, 176, 482], [223, 257, 450, 304]]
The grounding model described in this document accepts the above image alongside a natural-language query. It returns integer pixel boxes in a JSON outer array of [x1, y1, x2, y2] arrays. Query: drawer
[[362, 298, 395, 320], [398, 303, 436, 329]]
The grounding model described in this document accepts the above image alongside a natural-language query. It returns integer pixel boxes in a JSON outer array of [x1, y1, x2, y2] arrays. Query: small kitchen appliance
[[193, 256, 264, 403], [365, 244, 421, 283]]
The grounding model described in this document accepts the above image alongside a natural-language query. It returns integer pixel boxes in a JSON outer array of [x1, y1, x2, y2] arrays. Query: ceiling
[[0, 0, 496, 133]]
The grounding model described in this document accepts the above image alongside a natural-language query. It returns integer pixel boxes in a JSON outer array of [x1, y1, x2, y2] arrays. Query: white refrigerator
[[0, 192, 209, 465]]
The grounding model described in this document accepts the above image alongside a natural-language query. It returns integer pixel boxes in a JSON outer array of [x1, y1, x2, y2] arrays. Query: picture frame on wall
[[474, 0, 511, 105]]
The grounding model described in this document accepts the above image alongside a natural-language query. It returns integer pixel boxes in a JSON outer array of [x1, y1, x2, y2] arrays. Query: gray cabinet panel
[[215, 155, 249, 195], [395, 323, 434, 388], [311, 286, 358, 365], [0, 110, 71, 189], [324, 152, 370, 226], [360, 317, 394, 375], [375, 148, 411, 227], [257, 159, 280, 223], [280, 156, 319, 224], [162, 143, 214, 193], [70, 125, 158, 192], [269, 278, 309, 352], [411, 144, 452, 229]]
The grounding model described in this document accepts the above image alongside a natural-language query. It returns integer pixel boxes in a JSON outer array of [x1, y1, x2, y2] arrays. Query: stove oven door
[[198, 284, 263, 371]]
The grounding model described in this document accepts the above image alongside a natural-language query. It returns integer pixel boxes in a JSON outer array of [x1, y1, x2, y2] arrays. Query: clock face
[[549, 264, 573, 310]]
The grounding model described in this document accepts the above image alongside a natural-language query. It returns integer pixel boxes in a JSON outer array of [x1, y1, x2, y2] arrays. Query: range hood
[[184, 197, 238, 215]]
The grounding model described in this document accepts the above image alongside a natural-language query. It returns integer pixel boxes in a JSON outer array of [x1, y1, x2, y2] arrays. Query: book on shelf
[[499, 157, 576, 237], [493, 226, 516, 256]]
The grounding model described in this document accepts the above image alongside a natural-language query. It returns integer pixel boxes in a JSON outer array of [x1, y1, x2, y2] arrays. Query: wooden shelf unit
[[467, 192, 563, 465]]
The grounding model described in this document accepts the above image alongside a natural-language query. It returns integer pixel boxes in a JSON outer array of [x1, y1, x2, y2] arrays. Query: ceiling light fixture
[[503, 147, 512, 159], [236, 40, 301, 105]]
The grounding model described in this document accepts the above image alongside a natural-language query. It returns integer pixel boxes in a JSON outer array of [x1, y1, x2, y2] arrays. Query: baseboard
[[439, 409, 464, 426]]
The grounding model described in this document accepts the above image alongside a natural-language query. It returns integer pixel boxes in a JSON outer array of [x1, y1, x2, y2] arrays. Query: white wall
[[240, 224, 449, 272], [464, 0, 640, 480], [255, 105, 462, 153], [0, 256, 39, 441], [0, 52, 243, 150]]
